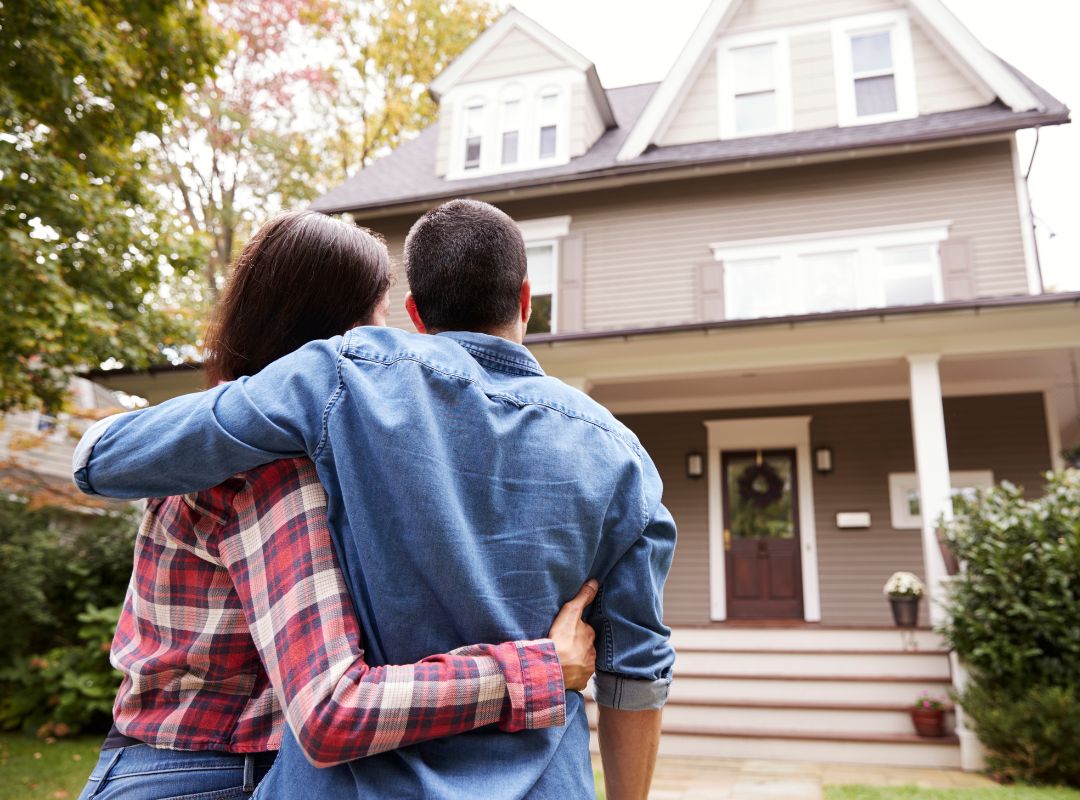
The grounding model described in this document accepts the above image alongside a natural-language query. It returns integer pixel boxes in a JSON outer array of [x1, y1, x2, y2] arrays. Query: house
[[94, 0, 1079, 770]]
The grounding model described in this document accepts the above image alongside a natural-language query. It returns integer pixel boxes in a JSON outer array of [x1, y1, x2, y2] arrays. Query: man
[[74, 199, 676, 799]]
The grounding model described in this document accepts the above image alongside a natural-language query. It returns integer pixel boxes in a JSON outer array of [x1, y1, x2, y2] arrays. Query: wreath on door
[[737, 461, 785, 509]]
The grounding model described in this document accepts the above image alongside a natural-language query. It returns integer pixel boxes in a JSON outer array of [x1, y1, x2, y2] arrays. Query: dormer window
[[463, 102, 484, 170], [718, 34, 792, 139], [537, 91, 559, 159], [500, 99, 520, 165], [833, 11, 917, 126]]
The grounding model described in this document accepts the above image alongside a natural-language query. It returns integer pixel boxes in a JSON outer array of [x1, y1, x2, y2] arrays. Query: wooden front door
[[722, 449, 804, 619]]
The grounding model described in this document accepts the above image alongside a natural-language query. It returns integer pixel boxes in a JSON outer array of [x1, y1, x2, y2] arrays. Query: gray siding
[[658, 50, 718, 147], [725, 0, 897, 32], [620, 393, 1052, 626], [458, 26, 570, 84]]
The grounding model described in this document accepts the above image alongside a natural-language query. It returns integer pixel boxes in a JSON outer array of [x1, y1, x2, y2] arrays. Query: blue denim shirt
[[74, 328, 676, 799]]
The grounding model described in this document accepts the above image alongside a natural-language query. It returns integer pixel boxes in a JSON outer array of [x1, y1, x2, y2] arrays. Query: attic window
[[501, 99, 520, 165], [833, 11, 917, 126], [718, 34, 791, 139], [463, 103, 484, 170], [851, 31, 897, 116], [537, 92, 559, 159]]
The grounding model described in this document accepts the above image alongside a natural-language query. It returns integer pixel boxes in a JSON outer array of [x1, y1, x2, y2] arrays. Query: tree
[[149, 0, 496, 297], [0, 0, 221, 411]]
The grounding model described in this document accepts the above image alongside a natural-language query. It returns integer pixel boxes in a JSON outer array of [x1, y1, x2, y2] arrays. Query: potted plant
[[910, 692, 947, 737], [883, 571, 925, 628]]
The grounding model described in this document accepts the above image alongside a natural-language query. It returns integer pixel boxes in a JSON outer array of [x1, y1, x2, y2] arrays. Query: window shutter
[[557, 233, 585, 333], [697, 261, 726, 321], [939, 238, 975, 301]]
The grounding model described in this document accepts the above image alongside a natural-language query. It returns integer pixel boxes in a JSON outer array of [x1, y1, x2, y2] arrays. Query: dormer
[[430, 9, 615, 180]]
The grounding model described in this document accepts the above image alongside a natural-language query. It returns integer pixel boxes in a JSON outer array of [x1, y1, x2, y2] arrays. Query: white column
[[907, 354, 951, 627]]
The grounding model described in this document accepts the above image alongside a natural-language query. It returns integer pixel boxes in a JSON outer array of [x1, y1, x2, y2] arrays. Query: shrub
[[942, 470, 1080, 786], [0, 497, 137, 735]]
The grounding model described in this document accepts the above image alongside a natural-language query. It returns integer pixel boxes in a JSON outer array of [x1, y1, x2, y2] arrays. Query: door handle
[[723, 528, 732, 551]]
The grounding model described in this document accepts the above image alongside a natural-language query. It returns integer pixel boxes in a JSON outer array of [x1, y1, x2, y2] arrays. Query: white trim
[[1043, 389, 1065, 471], [832, 11, 917, 127], [1010, 135, 1043, 295], [906, 0, 1043, 113], [717, 31, 793, 139], [887, 470, 995, 530], [704, 416, 821, 623], [516, 215, 572, 242]]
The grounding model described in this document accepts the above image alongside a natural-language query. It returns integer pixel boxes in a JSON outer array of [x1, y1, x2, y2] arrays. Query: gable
[[458, 26, 576, 84]]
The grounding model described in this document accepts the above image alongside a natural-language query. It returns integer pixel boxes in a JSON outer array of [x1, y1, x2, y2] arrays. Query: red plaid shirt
[[110, 458, 565, 766]]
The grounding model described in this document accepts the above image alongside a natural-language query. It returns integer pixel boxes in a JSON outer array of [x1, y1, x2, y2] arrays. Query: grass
[[0, 733, 99, 800], [826, 786, 1080, 800]]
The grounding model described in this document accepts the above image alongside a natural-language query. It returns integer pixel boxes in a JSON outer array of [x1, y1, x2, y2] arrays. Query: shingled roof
[[310, 65, 1068, 217]]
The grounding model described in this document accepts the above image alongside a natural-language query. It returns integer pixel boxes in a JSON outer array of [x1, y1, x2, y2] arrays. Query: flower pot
[[889, 595, 920, 628], [910, 707, 946, 737]]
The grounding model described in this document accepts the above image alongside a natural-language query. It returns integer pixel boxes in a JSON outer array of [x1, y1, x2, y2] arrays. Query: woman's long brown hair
[[203, 210, 392, 385]]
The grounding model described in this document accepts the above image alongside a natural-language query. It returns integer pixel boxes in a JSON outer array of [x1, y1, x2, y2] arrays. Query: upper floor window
[[537, 91, 559, 159], [718, 35, 791, 139], [463, 102, 484, 170], [712, 223, 949, 321], [833, 12, 917, 126], [500, 99, 520, 165]]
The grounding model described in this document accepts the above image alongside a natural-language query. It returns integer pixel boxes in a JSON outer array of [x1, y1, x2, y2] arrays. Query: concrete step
[[671, 627, 946, 653], [669, 673, 952, 705], [586, 700, 952, 736], [675, 649, 951, 679], [589, 728, 961, 769]]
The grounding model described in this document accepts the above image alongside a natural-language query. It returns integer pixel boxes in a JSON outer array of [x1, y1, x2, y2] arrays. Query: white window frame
[[832, 10, 918, 126], [517, 215, 570, 335], [460, 99, 486, 171], [888, 470, 995, 530], [711, 222, 950, 320], [445, 69, 578, 180], [717, 31, 793, 139], [536, 87, 561, 160], [498, 88, 524, 167]]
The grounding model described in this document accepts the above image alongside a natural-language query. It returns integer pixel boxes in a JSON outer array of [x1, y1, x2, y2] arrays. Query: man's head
[[404, 199, 531, 341]]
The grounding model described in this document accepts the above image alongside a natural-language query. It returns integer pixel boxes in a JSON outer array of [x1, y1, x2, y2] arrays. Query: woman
[[78, 211, 596, 800]]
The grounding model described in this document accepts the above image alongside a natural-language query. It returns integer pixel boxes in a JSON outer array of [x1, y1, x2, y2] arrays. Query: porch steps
[[587, 627, 961, 768]]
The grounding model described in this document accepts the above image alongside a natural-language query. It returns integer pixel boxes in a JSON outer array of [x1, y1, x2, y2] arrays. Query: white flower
[[883, 571, 925, 597]]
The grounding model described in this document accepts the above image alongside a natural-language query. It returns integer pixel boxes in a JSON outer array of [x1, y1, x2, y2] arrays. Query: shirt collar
[[437, 331, 545, 377]]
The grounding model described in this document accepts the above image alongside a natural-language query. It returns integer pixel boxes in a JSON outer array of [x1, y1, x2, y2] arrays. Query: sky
[[508, 0, 1079, 291]]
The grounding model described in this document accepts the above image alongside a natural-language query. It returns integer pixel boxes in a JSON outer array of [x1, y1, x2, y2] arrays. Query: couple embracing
[[73, 199, 676, 800]]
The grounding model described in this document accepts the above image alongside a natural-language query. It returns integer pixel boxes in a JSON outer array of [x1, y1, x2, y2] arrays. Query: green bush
[[0, 498, 137, 735], [942, 470, 1080, 786]]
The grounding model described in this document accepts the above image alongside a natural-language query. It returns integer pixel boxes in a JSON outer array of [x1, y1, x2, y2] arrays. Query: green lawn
[[0, 733, 99, 800], [827, 786, 1080, 800]]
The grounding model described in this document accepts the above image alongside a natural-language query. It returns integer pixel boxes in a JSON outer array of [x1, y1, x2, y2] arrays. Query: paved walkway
[[595, 756, 998, 799]]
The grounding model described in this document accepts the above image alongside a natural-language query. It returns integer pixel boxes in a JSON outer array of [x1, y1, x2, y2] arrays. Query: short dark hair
[[404, 199, 527, 332], [204, 210, 392, 385]]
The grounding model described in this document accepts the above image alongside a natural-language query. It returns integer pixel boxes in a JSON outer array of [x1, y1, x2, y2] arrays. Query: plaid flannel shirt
[[109, 457, 565, 766]]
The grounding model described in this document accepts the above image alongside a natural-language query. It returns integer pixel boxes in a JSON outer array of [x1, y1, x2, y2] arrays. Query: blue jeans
[[77, 744, 276, 800]]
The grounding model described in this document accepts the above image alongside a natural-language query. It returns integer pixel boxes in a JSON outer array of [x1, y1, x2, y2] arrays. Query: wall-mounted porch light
[[814, 446, 834, 475], [686, 452, 704, 479]]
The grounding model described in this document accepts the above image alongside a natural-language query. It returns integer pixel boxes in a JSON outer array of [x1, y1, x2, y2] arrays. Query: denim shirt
[[74, 328, 676, 799]]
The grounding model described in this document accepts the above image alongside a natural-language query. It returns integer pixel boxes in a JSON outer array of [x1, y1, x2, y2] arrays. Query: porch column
[[907, 354, 951, 626]]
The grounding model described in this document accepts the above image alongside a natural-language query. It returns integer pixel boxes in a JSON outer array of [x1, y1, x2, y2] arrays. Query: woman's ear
[[404, 292, 428, 334]]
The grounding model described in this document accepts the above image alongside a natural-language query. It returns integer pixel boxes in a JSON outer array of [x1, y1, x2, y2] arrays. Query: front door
[[722, 449, 804, 619]]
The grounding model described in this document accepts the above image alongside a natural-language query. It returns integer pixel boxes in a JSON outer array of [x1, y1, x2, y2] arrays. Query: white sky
[[508, 0, 1079, 291]]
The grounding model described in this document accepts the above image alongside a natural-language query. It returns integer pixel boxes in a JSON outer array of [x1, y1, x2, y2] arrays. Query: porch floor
[[594, 755, 997, 800]]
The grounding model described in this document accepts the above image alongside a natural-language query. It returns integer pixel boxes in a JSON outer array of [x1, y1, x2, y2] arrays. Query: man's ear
[[520, 279, 532, 325], [404, 292, 428, 334]]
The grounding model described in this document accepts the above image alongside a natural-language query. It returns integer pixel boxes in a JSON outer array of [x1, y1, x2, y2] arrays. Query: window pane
[[464, 104, 484, 136], [539, 125, 557, 158], [501, 130, 518, 164], [539, 93, 558, 124], [883, 274, 935, 306], [801, 250, 858, 313], [501, 99, 520, 130], [880, 244, 933, 268], [527, 294, 552, 335], [464, 137, 481, 169], [851, 31, 893, 74], [732, 43, 776, 94], [854, 75, 897, 116], [734, 91, 778, 134], [527, 244, 555, 295], [725, 257, 787, 319]]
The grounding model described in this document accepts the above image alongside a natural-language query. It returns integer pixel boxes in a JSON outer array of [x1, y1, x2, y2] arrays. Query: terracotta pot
[[910, 707, 946, 737], [889, 595, 920, 628]]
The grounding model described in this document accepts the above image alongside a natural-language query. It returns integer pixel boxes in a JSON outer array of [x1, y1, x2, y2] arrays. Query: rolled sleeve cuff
[[515, 639, 566, 731], [71, 412, 129, 495], [592, 671, 670, 711]]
